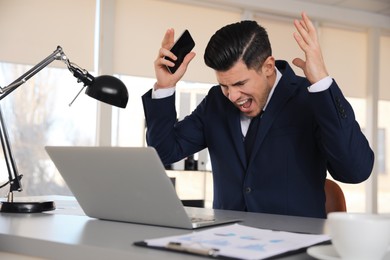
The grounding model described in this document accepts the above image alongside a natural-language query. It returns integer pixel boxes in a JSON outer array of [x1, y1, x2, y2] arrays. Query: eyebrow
[[219, 79, 249, 88]]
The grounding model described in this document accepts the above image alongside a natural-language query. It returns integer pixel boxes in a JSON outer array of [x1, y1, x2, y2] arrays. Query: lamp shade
[[85, 75, 128, 108]]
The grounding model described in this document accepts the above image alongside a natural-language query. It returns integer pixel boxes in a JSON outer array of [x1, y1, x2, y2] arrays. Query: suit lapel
[[248, 62, 299, 167], [226, 100, 248, 168], [218, 61, 300, 169]]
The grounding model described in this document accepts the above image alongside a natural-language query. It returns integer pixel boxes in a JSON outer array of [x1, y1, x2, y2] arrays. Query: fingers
[[301, 12, 316, 35], [294, 18, 309, 51], [154, 28, 196, 88], [292, 58, 305, 70], [293, 31, 306, 53], [292, 12, 329, 83], [155, 47, 175, 67], [161, 28, 174, 50], [157, 28, 176, 62], [155, 29, 177, 71], [175, 52, 196, 74], [293, 12, 318, 52], [299, 18, 308, 32]]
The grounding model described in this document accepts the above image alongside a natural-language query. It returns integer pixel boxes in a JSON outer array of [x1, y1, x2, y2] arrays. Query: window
[[0, 62, 97, 197], [114, 75, 213, 151], [378, 35, 390, 213]]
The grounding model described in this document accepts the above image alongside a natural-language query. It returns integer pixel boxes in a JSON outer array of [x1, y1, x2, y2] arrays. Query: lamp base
[[0, 201, 55, 213]]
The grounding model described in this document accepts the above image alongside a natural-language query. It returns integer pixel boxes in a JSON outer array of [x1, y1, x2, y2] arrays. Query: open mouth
[[237, 98, 252, 111]]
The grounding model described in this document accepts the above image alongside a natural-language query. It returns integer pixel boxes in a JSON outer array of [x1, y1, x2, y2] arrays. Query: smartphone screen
[[165, 29, 195, 74]]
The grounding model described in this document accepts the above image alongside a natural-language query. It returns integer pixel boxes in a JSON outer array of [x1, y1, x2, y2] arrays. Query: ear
[[262, 56, 275, 77]]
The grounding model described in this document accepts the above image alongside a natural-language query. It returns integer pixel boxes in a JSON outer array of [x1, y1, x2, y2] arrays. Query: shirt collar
[[263, 68, 282, 111]]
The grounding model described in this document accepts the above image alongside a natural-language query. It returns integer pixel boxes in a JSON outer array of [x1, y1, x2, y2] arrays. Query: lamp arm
[[0, 46, 92, 199], [0, 47, 65, 197], [0, 46, 65, 101], [0, 46, 127, 211], [0, 106, 21, 194], [0, 45, 94, 100]]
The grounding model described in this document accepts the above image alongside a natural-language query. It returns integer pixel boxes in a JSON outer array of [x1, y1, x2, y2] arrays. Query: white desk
[[0, 196, 343, 259]]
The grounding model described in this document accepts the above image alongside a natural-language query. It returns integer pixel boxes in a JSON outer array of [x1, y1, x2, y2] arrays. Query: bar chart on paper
[[141, 224, 330, 259]]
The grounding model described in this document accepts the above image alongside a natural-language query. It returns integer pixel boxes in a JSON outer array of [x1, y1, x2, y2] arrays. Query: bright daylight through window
[[0, 62, 97, 197]]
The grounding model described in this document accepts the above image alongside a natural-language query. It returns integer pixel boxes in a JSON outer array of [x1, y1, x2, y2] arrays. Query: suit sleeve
[[310, 80, 374, 183], [142, 89, 206, 165]]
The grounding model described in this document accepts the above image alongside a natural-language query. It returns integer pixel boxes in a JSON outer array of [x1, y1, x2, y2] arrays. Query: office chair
[[325, 179, 347, 214]]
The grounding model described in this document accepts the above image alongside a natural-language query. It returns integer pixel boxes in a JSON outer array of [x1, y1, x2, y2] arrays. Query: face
[[216, 57, 276, 117]]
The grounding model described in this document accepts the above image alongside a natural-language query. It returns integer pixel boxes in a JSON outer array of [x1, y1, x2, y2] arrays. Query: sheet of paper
[[145, 223, 330, 260]]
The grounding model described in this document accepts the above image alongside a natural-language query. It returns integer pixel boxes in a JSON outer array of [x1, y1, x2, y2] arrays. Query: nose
[[226, 87, 240, 102]]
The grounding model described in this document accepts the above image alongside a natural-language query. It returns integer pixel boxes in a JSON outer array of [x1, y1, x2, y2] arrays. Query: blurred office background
[[0, 0, 389, 213]]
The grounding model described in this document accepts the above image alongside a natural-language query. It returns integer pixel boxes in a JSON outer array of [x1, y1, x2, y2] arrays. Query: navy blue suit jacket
[[142, 61, 374, 218]]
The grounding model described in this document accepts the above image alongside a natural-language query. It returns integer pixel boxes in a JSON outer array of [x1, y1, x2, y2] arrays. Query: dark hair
[[204, 20, 272, 71]]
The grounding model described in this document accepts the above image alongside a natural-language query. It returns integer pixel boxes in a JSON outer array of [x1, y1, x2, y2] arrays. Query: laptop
[[45, 146, 240, 229]]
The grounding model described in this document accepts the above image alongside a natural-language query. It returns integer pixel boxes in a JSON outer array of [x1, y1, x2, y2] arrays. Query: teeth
[[237, 99, 249, 106]]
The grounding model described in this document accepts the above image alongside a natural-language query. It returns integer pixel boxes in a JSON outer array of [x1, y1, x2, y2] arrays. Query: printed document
[[144, 223, 330, 259]]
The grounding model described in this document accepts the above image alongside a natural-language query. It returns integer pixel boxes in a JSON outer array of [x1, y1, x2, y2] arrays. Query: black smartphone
[[165, 29, 195, 74]]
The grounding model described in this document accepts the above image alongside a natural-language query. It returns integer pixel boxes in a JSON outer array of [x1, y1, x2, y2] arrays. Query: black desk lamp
[[0, 46, 128, 213]]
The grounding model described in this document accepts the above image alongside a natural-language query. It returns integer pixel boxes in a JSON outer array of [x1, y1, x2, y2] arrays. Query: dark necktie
[[244, 113, 262, 160]]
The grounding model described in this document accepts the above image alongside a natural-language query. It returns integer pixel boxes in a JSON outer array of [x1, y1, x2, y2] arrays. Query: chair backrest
[[325, 179, 347, 214]]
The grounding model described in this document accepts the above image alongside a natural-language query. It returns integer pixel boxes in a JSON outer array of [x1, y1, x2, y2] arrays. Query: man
[[142, 13, 374, 218]]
